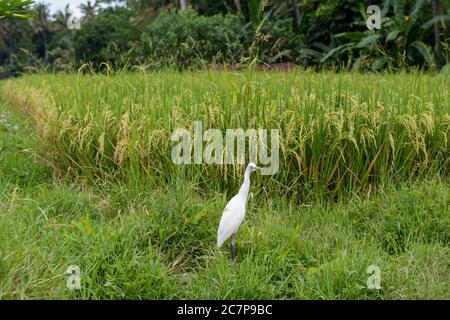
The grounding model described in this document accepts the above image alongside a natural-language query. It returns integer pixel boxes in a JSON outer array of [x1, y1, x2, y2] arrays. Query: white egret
[[217, 162, 261, 262]]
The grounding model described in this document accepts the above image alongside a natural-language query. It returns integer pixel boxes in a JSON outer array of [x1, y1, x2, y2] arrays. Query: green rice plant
[[1, 71, 449, 200]]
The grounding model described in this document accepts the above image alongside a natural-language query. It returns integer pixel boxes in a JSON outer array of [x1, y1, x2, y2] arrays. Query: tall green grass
[[1, 71, 449, 199], [0, 81, 449, 300]]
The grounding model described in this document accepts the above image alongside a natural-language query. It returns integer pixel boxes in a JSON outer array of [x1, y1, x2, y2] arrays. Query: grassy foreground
[[0, 71, 449, 299]]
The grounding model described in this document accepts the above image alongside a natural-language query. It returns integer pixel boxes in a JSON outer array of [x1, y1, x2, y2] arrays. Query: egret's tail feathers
[[217, 233, 225, 247]]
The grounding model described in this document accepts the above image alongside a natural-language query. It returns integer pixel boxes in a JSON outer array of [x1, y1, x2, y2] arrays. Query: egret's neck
[[238, 168, 252, 201]]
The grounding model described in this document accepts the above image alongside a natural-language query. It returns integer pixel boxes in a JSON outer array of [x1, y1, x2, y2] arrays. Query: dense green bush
[[255, 18, 303, 64], [320, 0, 450, 71], [138, 8, 306, 68], [74, 7, 139, 69], [138, 8, 250, 68]]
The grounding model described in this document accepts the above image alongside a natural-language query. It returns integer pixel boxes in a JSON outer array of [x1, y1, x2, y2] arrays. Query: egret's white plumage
[[217, 163, 260, 248]]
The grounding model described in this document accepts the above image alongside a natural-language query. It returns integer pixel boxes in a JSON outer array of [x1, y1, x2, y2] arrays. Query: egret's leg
[[231, 233, 237, 263]]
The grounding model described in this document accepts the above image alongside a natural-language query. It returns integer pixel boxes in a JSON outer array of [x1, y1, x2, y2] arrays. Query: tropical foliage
[[0, 0, 34, 20], [0, 0, 449, 77]]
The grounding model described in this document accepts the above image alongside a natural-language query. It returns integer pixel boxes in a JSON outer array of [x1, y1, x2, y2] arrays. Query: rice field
[[2, 71, 449, 198], [0, 70, 449, 299]]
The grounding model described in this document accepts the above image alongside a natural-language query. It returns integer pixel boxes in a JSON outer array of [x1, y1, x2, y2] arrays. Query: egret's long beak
[[256, 166, 262, 173]]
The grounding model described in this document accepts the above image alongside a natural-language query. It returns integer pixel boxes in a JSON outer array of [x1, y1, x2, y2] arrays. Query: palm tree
[[80, 0, 98, 21], [53, 4, 71, 27]]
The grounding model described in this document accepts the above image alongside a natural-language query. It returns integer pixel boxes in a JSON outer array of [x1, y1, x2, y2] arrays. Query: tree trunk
[[179, 0, 191, 10], [235, 0, 242, 13], [432, 0, 444, 66], [43, 33, 48, 61], [39, 14, 49, 61], [292, 0, 302, 31]]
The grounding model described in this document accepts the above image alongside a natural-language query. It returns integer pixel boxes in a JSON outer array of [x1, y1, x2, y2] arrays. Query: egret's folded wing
[[217, 199, 244, 247]]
